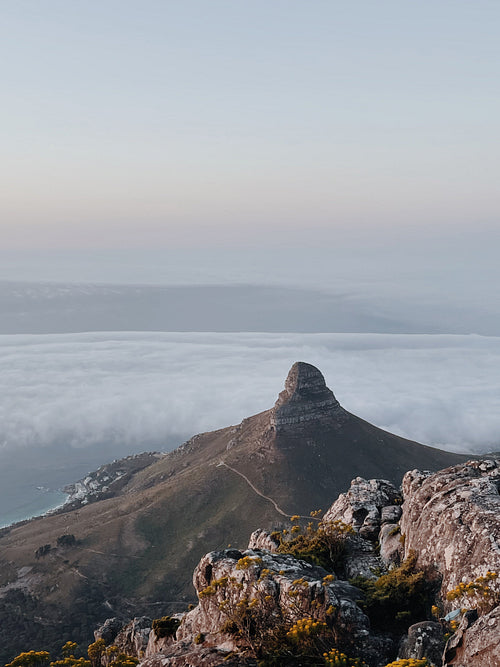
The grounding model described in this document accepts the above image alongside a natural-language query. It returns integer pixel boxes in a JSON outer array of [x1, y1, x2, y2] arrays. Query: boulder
[[398, 621, 445, 665], [400, 460, 500, 610], [94, 617, 123, 644], [175, 547, 375, 660], [247, 529, 280, 552], [324, 477, 401, 541], [113, 617, 152, 659], [378, 524, 403, 567]]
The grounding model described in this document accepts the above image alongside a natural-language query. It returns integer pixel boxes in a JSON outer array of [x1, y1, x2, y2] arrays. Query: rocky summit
[[271, 362, 344, 428], [0, 363, 470, 662]]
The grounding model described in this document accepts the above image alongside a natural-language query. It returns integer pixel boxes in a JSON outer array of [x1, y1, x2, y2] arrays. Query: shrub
[[274, 516, 354, 571], [446, 571, 498, 614], [383, 660, 431, 667], [6, 651, 51, 667], [323, 648, 366, 666], [151, 616, 180, 638], [350, 551, 435, 633], [56, 535, 77, 548]]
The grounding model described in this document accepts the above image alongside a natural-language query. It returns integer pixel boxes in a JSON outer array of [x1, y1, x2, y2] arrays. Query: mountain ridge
[[0, 362, 470, 661]]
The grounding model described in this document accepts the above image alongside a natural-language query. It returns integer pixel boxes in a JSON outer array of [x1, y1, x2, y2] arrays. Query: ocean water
[[0, 488, 68, 530]]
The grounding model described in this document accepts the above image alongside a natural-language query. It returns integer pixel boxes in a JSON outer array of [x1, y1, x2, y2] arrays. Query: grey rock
[[94, 617, 124, 644], [114, 617, 152, 660], [343, 534, 383, 580], [399, 621, 445, 665], [381, 505, 402, 524], [400, 459, 500, 612], [324, 477, 401, 541], [379, 524, 402, 567], [270, 362, 345, 430], [247, 529, 280, 552]]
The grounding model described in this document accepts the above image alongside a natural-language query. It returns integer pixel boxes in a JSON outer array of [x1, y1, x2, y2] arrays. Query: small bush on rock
[[350, 551, 434, 633], [383, 660, 431, 667], [446, 571, 498, 614], [273, 515, 354, 571], [151, 616, 180, 638]]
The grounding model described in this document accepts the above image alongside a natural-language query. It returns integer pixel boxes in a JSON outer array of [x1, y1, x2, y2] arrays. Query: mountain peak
[[271, 362, 343, 429]]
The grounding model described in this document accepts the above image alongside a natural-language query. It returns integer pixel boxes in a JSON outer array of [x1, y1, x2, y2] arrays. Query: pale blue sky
[[1, 0, 499, 252]]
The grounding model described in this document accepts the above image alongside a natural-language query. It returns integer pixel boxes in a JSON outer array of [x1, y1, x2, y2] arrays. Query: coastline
[[0, 489, 69, 531]]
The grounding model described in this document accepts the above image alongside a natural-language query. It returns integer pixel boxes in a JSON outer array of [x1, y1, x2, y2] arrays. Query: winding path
[[216, 460, 291, 517]]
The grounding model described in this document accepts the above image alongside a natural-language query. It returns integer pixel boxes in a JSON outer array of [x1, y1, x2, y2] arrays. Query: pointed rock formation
[[271, 362, 344, 429]]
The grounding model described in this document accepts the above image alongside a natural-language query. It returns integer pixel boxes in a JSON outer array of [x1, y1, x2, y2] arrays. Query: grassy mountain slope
[[0, 363, 469, 661]]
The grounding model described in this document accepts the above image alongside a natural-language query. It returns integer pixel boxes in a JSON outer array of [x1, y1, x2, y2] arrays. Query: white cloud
[[1, 331, 499, 460]]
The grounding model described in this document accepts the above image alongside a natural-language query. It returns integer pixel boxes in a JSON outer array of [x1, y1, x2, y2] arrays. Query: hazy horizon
[[1, 2, 499, 526]]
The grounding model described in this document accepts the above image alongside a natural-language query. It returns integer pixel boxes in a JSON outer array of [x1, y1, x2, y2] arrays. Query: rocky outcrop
[[400, 459, 500, 667], [324, 477, 402, 541], [247, 529, 280, 552], [322, 477, 403, 575], [443, 606, 500, 666], [400, 459, 500, 607], [270, 362, 345, 430], [398, 621, 445, 665], [94, 617, 123, 644], [113, 617, 152, 659], [177, 548, 370, 648]]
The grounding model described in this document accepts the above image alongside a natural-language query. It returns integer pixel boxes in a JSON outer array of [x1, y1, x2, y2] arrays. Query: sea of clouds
[[1, 331, 500, 457]]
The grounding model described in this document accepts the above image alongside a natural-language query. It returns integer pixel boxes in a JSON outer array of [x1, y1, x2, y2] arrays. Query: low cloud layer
[[1, 331, 499, 458]]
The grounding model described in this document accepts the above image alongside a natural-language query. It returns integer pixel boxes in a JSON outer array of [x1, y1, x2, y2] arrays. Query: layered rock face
[[401, 459, 500, 606], [270, 361, 344, 430], [400, 459, 500, 667]]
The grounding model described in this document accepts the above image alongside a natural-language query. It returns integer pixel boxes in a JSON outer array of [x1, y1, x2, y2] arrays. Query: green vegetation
[[446, 570, 498, 614], [56, 535, 77, 548], [272, 514, 354, 571], [350, 551, 435, 633], [151, 616, 180, 638], [5, 652, 50, 667], [382, 660, 431, 667], [5, 642, 138, 667]]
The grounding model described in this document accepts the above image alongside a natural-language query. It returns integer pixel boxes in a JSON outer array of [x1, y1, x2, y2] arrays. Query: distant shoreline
[[0, 489, 68, 531]]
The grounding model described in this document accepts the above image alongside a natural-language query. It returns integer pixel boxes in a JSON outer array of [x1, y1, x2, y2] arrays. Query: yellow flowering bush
[[6, 652, 51, 667], [323, 648, 366, 666], [350, 551, 434, 633], [286, 618, 328, 642], [273, 514, 354, 570], [383, 660, 431, 667], [446, 571, 498, 613], [236, 555, 263, 570]]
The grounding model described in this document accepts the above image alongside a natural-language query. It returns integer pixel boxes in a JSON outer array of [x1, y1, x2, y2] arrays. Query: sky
[[1, 2, 500, 526], [1, 0, 499, 254]]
